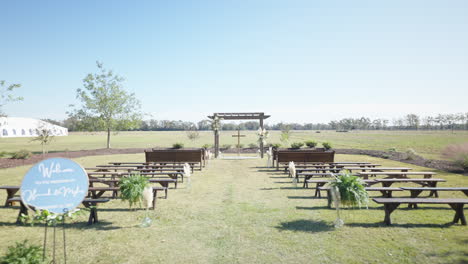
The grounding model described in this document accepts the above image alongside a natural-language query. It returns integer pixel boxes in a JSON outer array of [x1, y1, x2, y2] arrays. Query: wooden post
[[260, 114, 264, 158], [214, 130, 219, 158]]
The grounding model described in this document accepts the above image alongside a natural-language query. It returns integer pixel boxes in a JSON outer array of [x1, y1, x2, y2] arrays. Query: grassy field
[[1, 130, 467, 160], [0, 154, 467, 263]]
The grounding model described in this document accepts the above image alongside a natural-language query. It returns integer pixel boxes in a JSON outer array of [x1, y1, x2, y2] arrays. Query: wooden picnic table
[[371, 178, 446, 197], [7, 197, 110, 225], [358, 171, 436, 179], [87, 171, 184, 182], [373, 198, 468, 225], [283, 163, 380, 170], [319, 186, 403, 208], [88, 186, 166, 209], [401, 187, 468, 208], [106, 162, 194, 172], [305, 179, 376, 197], [87, 167, 184, 173], [0, 186, 20, 206], [342, 167, 412, 173], [89, 178, 175, 198]]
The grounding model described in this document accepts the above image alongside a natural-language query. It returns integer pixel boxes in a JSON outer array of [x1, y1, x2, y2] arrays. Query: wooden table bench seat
[[0, 186, 20, 206], [372, 198, 468, 225], [359, 172, 436, 179], [305, 179, 376, 197], [89, 178, 175, 198], [88, 171, 184, 183], [319, 187, 403, 208], [88, 186, 166, 210], [371, 179, 447, 197], [282, 163, 379, 172], [400, 187, 468, 208], [7, 197, 110, 225]]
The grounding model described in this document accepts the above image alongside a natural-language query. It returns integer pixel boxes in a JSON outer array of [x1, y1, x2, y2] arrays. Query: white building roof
[[0, 117, 68, 138]]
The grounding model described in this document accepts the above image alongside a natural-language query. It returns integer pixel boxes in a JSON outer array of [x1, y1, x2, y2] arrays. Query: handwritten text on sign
[[20, 158, 89, 214]]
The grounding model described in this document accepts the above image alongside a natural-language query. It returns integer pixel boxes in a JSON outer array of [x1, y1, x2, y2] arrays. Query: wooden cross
[[232, 128, 246, 155]]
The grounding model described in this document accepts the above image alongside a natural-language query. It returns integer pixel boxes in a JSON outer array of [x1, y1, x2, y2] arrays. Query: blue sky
[[1, 0, 467, 124]]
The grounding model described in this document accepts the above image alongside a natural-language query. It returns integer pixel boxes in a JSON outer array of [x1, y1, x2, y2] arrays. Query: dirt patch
[[0, 147, 466, 175], [335, 148, 467, 175], [0, 148, 146, 169]]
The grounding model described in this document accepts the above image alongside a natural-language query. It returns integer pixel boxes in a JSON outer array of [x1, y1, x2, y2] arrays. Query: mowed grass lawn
[[0, 154, 467, 263], [1, 130, 468, 160]]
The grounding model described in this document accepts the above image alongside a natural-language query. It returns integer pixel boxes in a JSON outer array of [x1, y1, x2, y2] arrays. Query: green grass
[[0, 154, 467, 263], [1, 130, 467, 160]]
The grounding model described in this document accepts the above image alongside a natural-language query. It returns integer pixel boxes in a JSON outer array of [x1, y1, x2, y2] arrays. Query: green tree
[[0, 80, 23, 116], [68, 62, 142, 148], [31, 127, 54, 156]]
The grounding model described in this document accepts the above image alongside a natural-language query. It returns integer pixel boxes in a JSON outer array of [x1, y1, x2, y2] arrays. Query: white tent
[[0, 117, 68, 138]]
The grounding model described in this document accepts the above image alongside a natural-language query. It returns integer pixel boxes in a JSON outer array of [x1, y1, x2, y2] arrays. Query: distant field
[[1, 130, 467, 160]]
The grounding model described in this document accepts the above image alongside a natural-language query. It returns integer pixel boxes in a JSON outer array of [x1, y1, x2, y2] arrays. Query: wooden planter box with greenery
[[273, 148, 335, 169], [145, 147, 205, 169]]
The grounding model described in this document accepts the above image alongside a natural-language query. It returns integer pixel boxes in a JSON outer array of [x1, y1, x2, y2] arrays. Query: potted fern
[[120, 173, 153, 227], [119, 173, 150, 209], [328, 171, 369, 228]]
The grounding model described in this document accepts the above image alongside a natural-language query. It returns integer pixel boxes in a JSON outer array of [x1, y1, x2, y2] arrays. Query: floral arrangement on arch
[[210, 115, 222, 131], [257, 128, 269, 145]]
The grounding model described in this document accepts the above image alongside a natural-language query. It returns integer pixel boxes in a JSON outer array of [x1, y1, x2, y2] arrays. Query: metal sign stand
[[42, 218, 67, 264]]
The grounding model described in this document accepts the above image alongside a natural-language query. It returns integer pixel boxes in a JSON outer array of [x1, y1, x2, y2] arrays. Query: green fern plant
[[119, 173, 149, 208], [290, 142, 304, 149], [172, 143, 184, 149], [328, 171, 369, 208], [322, 142, 332, 150], [304, 140, 318, 148], [0, 240, 47, 264]]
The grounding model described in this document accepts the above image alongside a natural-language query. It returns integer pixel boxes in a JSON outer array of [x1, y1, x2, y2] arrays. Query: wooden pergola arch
[[208, 112, 271, 158]]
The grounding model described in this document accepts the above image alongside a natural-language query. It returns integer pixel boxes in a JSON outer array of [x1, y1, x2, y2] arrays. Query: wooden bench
[[401, 187, 468, 208], [88, 186, 166, 210], [276, 151, 335, 170], [89, 178, 175, 198], [0, 186, 20, 206], [283, 163, 380, 173], [7, 197, 110, 225], [88, 171, 184, 183], [372, 198, 468, 225], [371, 178, 446, 197], [300, 173, 346, 188], [319, 187, 403, 208], [358, 171, 436, 179], [106, 162, 194, 172], [305, 179, 376, 197]]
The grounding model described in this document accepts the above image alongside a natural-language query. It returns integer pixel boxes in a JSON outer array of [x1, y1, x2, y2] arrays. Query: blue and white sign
[[20, 158, 88, 214]]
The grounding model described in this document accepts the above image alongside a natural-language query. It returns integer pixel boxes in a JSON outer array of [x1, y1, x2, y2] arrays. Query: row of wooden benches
[[1, 161, 190, 225], [279, 161, 468, 226]]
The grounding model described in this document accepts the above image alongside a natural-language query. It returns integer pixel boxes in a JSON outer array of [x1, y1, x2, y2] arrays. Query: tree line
[[45, 112, 468, 132]]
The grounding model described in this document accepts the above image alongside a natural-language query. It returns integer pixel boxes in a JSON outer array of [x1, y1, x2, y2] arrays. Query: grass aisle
[[0, 154, 466, 263]]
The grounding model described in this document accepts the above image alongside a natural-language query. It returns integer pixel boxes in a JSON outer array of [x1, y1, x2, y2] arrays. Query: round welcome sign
[[20, 158, 89, 214]]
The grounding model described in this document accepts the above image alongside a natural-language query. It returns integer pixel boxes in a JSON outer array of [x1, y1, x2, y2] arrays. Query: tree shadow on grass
[[276, 219, 333, 233]]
